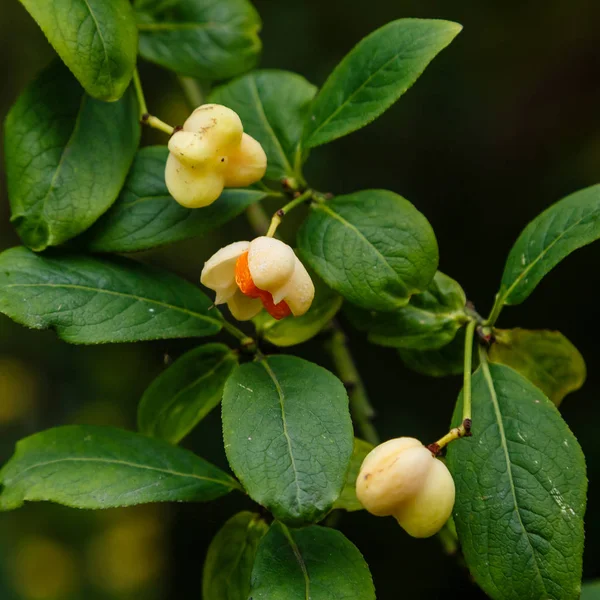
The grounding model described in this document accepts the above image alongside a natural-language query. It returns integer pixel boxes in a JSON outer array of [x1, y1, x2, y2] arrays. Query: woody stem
[[326, 321, 379, 445]]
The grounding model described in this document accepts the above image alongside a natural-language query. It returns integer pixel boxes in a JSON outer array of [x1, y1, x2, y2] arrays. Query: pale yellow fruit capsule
[[200, 237, 315, 321], [224, 134, 269, 187], [165, 104, 267, 208], [356, 437, 455, 538]]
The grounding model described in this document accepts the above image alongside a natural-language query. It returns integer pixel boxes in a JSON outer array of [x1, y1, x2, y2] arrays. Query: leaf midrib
[[247, 77, 294, 175], [6, 456, 235, 489], [149, 352, 235, 439], [82, 0, 114, 94], [5, 282, 221, 327], [305, 28, 438, 144], [138, 21, 226, 32], [480, 359, 547, 594], [260, 360, 303, 514], [501, 208, 599, 304], [18, 93, 87, 232], [280, 525, 310, 600], [225, 519, 255, 597], [315, 203, 401, 284]]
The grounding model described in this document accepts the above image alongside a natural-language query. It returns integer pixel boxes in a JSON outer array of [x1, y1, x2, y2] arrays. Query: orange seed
[[234, 251, 291, 320]]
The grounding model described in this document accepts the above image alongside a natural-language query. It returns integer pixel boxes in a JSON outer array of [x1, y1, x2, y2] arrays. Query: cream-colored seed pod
[[224, 133, 269, 187], [356, 437, 455, 538], [200, 237, 315, 321], [200, 241, 250, 304], [165, 104, 267, 208], [247, 237, 297, 291]]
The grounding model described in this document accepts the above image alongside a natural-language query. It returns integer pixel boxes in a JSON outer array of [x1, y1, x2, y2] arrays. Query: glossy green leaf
[[18, 0, 137, 101], [250, 522, 375, 599], [302, 18, 461, 148], [398, 328, 468, 377], [333, 438, 373, 512], [446, 362, 587, 600], [345, 271, 467, 349], [136, 0, 261, 80], [253, 269, 342, 347], [5, 62, 139, 251], [138, 344, 238, 444], [203, 511, 269, 600], [0, 425, 238, 511], [298, 190, 438, 311], [211, 70, 317, 181], [0, 247, 222, 344], [222, 355, 353, 526], [489, 329, 586, 406], [499, 184, 600, 306], [81, 146, 268, 252], [582, 581, 600, 600]]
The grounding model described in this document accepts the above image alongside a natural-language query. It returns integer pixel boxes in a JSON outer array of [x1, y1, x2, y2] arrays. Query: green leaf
[[499, 184, 600, 306], [18, 0, 137, 101], [202, 511, 269, 600], [0, 247, 222, 344], [136, 0, 261, 80], [446, 362, 587, 600], [0, 425, 238, 511], [211, 70, 317, 181], [222, 355, 353, 526], [582, 581, 600, 600], [489, 329, 586, 407], [302, 18, 461, 148], [398, 328, 468, 377], [345, 271, 467, 349], [5, 62, 140, 251], [253, 269, 342, 347], [250, 522, 376, 599], [81, 146, 268, 252], [297, 190, 438, 311], [333, 438, 373, 512], [138, 344, 238, 444]]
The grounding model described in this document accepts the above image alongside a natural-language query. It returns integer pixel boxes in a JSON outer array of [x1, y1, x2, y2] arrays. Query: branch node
[[477, 325, 495, 345], [427, 443, 441, 456]]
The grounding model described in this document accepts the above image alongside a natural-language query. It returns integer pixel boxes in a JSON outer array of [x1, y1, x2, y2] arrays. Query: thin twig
[[326, 321, 379, 445]]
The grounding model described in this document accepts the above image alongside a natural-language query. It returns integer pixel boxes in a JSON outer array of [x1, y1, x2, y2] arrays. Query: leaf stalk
[[133, 68, 176, 135], [428, 319, 477, 455]]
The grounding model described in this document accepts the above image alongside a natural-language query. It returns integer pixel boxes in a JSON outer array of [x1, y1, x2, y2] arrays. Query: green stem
[[266, 190, 313, 238], [221, 319, 256, 352], [486, 293, 504, 326], [461, 319, 476, 423], [292, 146, 308, 188], [133, 68, 148, 117], [327, 323, 379, 445], [133, 67, 175, 135], [257, 181, 284, 196], [429, 320, 476, 454], [478, 341, 489, 363]]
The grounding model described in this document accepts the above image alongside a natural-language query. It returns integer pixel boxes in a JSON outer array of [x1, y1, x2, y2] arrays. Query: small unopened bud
[[165, 104, 267, 208], [356, 437, 455, 538]]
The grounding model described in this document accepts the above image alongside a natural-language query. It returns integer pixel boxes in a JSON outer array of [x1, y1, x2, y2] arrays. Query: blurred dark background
[[1, 0, 599, 598]]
